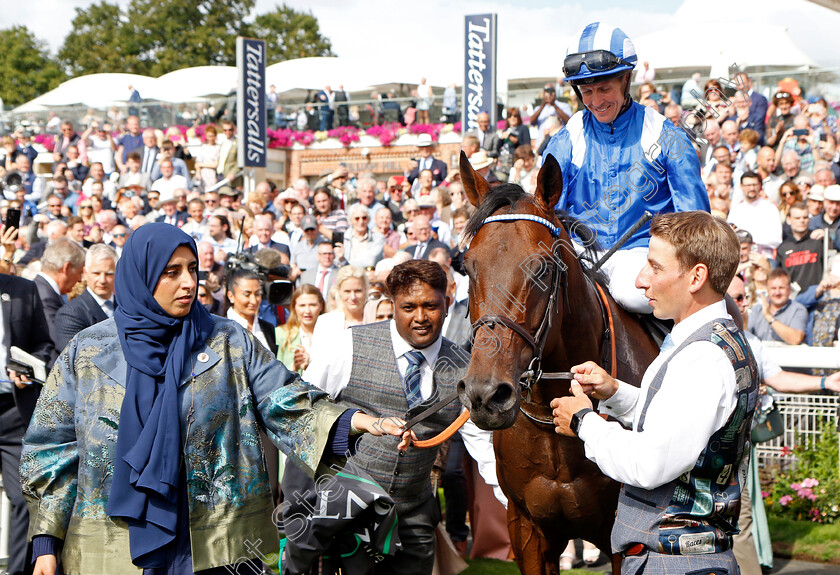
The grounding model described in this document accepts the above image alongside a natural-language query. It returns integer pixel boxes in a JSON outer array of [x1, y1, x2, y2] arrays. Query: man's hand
[[810, 228, 826, 241], [33, 554, 57, 575], [9, 370, 31, 390], [351, 412, 417, 451], [551, 381, 593, 437], [824, 371, 840, 392], [570, 361, 619, 400]]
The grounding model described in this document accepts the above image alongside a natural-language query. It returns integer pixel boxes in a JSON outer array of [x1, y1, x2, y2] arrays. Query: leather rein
[[407, 211, 618, 447], [470, 213, 617, 426]]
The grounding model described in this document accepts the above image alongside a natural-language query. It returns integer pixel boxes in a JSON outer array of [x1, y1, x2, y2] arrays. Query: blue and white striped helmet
[[563, 23, 637, 85]]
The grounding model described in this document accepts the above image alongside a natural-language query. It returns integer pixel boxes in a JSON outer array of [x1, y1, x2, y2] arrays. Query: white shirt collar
[[37, 272, 61, 296], [670, 299, 730, 349], [389, 318, 442, 367], [86, 287, 113, 308]]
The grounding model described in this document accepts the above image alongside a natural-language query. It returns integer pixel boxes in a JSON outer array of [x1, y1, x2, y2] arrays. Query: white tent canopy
[[634, 22, 817, 76], [14, 73, 157, 113], [144, 66, 238, 102]]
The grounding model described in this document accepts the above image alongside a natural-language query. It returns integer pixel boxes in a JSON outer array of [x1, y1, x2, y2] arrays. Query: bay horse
[[456, 152, 659, 575]]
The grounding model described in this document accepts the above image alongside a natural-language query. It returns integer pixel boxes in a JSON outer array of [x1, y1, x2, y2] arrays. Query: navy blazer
[[54, 289, 110, 353], [34, 274, 64, 347], [247, 240, 291, 261], [1, 274, 56, 424], [407, 158, 448, 187], [401, 239, 451, 260]]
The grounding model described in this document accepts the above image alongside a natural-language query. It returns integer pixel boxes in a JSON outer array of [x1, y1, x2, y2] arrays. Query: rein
[[408, 210, 619, 447]]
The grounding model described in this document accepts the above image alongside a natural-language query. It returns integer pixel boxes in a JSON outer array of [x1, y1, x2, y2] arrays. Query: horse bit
[[469, 213, 614, 425]]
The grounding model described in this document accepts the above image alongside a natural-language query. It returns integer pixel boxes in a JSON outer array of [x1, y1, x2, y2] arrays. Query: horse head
[[457, 151, 585, 430]]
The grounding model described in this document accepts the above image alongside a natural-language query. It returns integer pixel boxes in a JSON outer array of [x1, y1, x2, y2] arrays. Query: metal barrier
[[754, 392, 840, 471]]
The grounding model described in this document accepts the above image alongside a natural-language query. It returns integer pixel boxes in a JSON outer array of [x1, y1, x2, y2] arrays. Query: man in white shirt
[[552, 211, 758, 573], [728, 172, 783, 256], [150, 159, 189, 197], [304, 260, 502, 574]]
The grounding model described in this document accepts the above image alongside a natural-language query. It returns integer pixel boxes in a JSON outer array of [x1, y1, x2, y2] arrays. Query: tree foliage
[[252, 5, 335, 62], [59, 2, 132, 77], [0, 26, 66, 108], [57, 0, 336, 78]]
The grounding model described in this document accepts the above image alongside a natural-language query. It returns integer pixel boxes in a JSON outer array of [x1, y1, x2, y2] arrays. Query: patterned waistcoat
[[339, 322, 468, 504], [612, 318, 759, 556]]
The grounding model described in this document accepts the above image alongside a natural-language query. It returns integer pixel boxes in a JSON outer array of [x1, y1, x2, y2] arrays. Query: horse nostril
[[490, 383, 513, 408]]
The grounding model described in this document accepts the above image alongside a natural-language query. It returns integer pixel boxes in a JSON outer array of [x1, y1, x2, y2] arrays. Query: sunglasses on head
[[563, 50, 633, 77]]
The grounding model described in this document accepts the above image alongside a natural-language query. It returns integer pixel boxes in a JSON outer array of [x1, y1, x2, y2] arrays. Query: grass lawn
[[769, 516, 840, 564]]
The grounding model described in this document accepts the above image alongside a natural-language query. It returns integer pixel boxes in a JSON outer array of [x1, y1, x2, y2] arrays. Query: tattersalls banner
[[462, 14, 498, 132], [236, 37, 267, 168]]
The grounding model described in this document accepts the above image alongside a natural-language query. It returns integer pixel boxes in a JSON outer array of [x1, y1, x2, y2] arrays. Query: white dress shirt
[[226, 308, 270, 351], [305, 320, 441, 400], [578, 300, 738, 490], [87, 288, 115, 318]]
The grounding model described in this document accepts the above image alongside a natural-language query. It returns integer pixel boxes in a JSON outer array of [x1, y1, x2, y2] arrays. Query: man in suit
[[0, 273, 56, 575], [54, 244, 117, 352], [303, 260, 478, 574], [402, 215, 449, 260], [735, 72, 768, 136], [154, 188, 189, 227], [406, 134, 448, 188], [299, 242, 340, 300], [469, 112, 500, 158], [138, 128, 160, 175], [34, 237, 85, 347], [247, 215, 291, 262], [218, 121, 239, 184]]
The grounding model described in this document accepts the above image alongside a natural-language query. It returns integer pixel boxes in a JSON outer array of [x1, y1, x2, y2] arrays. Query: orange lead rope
[[413, 282, 616, 448], [412, 409, 471, 449]]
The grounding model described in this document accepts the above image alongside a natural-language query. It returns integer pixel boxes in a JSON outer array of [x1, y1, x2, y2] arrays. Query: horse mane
[[462, 183, 606, 285]]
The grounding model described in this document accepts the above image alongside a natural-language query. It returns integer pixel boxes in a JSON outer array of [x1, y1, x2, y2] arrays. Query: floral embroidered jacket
[[22, 317, 346, 574]]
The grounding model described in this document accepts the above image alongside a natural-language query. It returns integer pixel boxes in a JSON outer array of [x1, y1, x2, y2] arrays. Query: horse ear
[[460, 151, 489, 207], [535, 153, 563, 212]]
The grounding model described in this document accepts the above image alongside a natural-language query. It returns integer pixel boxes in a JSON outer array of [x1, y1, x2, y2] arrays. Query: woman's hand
[[351, 412, 416, 451], [33, 554, 57, 575], [292, 346, 309, 371]]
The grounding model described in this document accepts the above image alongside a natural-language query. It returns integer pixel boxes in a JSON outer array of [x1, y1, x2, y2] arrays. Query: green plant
[[765, 420, 840, 523]]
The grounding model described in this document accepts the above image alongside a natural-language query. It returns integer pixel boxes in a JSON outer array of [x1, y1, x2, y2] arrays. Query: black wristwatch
[[570, 408, 594, 437]]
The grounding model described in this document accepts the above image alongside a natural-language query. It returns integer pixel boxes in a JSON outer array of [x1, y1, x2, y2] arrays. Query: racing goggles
[[563, 50, 634, 77]]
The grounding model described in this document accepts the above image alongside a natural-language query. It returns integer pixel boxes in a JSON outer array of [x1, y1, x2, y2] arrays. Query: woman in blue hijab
[[23, 223, 407, 575]]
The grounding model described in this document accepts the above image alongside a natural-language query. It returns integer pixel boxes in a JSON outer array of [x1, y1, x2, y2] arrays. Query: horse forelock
[[463, 184, 605, 286]]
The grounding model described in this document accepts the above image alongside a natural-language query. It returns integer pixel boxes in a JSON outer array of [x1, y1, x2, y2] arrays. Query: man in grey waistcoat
[[304, 259, 475, 574], [551, 211, 759, 574]]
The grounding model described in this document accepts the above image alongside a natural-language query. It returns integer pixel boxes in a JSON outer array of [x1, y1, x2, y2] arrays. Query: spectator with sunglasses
[[543, 22, 708, 314]]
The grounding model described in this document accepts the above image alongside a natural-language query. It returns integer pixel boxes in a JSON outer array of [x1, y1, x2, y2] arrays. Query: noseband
[[470, 213, 568, 400]]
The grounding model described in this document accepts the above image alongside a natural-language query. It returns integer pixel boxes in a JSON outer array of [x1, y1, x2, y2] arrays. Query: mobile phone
[[332, 231, 344, 246], [4, 208, 21, 231], [793, 129, 809, 137], [820, 133, 828, 142], [197, 270, 209, 281]]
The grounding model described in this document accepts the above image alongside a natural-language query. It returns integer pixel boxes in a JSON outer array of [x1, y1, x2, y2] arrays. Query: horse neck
[[543, 247, 605, 372]]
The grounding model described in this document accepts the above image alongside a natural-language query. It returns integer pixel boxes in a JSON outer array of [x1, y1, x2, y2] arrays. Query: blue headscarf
[[106, 223, 215, 567]]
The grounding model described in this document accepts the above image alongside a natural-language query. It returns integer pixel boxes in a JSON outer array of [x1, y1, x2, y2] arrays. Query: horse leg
[[506, 504, 562, 575], [610, 553, 624, 575]]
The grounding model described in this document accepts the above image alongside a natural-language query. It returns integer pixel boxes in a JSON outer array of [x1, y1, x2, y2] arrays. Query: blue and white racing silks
[[543, 101, 709, 251]]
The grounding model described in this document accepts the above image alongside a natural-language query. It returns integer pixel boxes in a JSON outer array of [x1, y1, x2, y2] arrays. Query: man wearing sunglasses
[[543, 22, 708, 315]]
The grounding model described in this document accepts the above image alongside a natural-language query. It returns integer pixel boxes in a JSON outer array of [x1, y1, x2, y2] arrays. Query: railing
[[7, 66, 840, 135]]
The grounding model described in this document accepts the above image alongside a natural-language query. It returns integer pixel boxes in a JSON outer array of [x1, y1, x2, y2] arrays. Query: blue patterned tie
[[403, 350, 426, 409]]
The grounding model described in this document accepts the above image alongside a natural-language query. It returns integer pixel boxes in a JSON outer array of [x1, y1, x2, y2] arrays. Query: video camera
[[223, 251, 294, 307], [2, 171, 23, 194]]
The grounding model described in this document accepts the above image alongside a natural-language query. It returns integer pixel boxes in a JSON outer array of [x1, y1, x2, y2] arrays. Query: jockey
[[543, 23, 709, 314]]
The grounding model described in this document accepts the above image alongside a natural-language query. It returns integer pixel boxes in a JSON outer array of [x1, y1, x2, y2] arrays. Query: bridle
[[469, 212, 616, 425]]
